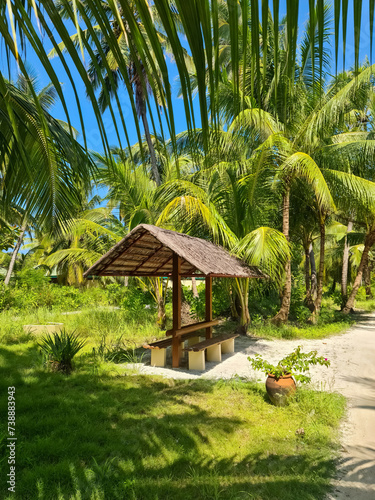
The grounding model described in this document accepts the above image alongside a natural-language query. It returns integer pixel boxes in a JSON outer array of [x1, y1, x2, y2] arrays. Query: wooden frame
[[165, 320, 219, 337], [169, 257, 215, 368], [85, 225, 265, 369], [172, 253, 182, 368]]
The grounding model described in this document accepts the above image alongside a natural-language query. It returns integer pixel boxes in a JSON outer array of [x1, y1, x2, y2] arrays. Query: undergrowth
[[0, 340, 346, 500]]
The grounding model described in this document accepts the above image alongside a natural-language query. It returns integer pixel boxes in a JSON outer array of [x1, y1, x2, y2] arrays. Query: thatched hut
[[84, 224, 265, 368]]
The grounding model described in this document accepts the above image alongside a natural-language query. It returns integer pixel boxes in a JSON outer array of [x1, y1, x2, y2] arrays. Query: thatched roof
[[84, 224, 266, 279]]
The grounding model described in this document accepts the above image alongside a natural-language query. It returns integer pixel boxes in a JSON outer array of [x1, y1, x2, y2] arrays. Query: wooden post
[[205, 275, 213, 340], [172, 253, 182, 368]]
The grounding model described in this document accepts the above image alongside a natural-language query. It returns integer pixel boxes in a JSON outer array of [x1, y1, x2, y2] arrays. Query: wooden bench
[[185, 333, 239, 371], [143, 330, 205, 367]]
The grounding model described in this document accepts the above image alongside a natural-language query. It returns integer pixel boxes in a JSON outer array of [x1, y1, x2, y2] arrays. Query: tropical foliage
[[2, 2, 375, 334]]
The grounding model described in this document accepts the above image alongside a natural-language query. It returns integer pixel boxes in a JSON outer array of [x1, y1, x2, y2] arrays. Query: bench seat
[[185, 333, 239, 371], [143, 330, 205, 367]]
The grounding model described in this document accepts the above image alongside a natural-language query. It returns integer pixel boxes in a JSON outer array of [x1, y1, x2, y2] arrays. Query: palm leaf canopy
[[1, 1, 375, 155], [0, 79, 94, 230]]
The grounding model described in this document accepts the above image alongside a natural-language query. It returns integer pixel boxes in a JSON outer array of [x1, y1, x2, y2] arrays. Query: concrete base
[[187, 336, 200, 347], [178, 342, 185, 359], [221, 338, 235, 354], [151, 349, 167, 367], [189, 351, 205, 371], [23, 323, 64, 335], [206, 344, 222, 362]]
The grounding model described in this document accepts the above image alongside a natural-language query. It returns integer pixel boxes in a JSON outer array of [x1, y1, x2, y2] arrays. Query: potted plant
[[248, 346, 330, 406]]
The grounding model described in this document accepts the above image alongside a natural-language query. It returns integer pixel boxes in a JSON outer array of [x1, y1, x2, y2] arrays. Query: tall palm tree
[[2, 1, 373, 160], [49, 0, 184, 185], [94, 151, 178, 327], [157, 128, 290, 333], [0, 71, 94, 284]]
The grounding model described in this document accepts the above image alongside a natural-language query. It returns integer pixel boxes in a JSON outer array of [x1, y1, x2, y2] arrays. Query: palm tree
[[0, 71, 94, 284], [49, 1, 185, 185], [37, 208, 120, 286], [157, 128, 290, 333], [2, 1, 373, 160], [321, 170, 375, 314], [94, 150, 179, 327]]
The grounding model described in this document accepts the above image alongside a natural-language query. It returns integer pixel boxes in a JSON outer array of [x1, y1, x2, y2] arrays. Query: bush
[[120, 286, 154, 316], [188, 279, 231, 320], [39, 329, 86, 374], [106, 283, 128, 306], [0, 282, 110, 312], [16, 267, 49, 288], [0, 284, 15, 310]]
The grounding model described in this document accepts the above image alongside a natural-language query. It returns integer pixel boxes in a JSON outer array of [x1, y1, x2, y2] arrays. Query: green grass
[[248, 320, 354, 340], [0, 307, 164, 350], [0, 302, 358, 358], [353, 297, 375, 312], [0, 339, 346, 500]]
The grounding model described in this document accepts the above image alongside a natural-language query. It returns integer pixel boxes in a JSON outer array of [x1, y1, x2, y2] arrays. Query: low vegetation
[[0, 338, 345, 500]]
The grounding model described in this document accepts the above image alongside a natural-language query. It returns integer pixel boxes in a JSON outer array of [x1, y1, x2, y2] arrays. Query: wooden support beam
[[205, 275, 213, 340], [172, 253, 182, 368], [131, 244, 164, 273], [165, 320, 219, 337], [97, 230, 147, 274]]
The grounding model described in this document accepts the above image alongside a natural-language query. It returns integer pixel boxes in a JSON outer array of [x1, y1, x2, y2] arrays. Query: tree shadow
[[330, 446, 375, 498], [0, 345, 340, 500]]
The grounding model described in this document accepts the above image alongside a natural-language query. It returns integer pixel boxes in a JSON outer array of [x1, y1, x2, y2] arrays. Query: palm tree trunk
[[271, 186, 291, 325], [230, 285, 239, 319], [235, 278, 250, 335], [309, 214, 326, 323], [310, 243, 317, 301], [342, 231, 375, 314], [154, 277, 166, 329], [4, 226, 26, 286], [304, 244, 310, 293], [364, 259, 373, 300], [304, 241, 315, 311], [341, 220, 353, 307], [140, 108, 161, 186], [191, 277, 199, 298], [314, 214, 326, 313]]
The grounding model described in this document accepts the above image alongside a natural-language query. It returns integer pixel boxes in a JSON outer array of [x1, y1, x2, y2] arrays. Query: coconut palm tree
[[0, 71, 94, 284], [156, 128, 290, 333], [49, 0, 185, 185], [2, 1, 373, 161], [94, 150, 181, 328]]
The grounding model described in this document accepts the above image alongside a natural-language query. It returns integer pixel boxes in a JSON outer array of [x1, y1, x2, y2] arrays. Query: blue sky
[[2, 1, 372, 156]]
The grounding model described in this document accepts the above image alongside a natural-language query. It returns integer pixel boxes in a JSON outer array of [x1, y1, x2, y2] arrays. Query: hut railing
[[165, 320, 219, 337]]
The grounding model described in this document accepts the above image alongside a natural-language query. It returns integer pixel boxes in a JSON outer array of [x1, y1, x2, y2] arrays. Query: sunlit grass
[[248, 320, 354, 340], [0, 307, 164, 351], [0, 340, 345, 500]]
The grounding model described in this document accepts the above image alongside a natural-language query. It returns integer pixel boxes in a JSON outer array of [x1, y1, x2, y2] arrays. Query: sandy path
[[131, 312, 375, 498]]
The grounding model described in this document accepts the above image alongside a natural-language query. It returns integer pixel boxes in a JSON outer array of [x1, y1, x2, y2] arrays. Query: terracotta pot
[[265, 373, 296, 406]]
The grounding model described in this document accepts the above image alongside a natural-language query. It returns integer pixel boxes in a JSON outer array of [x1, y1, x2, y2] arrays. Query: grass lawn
[[0, 336, 345, 500]]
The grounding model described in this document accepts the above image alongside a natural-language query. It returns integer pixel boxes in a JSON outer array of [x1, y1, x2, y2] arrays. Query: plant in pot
[[248, 346, 330, 406]]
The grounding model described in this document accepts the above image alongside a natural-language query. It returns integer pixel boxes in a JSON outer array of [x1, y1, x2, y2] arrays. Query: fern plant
[[39, 329, 86, 374]]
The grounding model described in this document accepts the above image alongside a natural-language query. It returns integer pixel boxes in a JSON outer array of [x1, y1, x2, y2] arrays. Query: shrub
[[106, 282, 128, 306], [16, 267, 49, 288], [0, 282, 110, 312], [39, 329, 86, 374], [189, 279, 231, 320], [120, 286, 154, 316]]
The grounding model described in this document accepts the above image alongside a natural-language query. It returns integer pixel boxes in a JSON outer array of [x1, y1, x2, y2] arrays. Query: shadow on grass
[[0, 345, 339, 500], [34, 453, 337, 500]]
